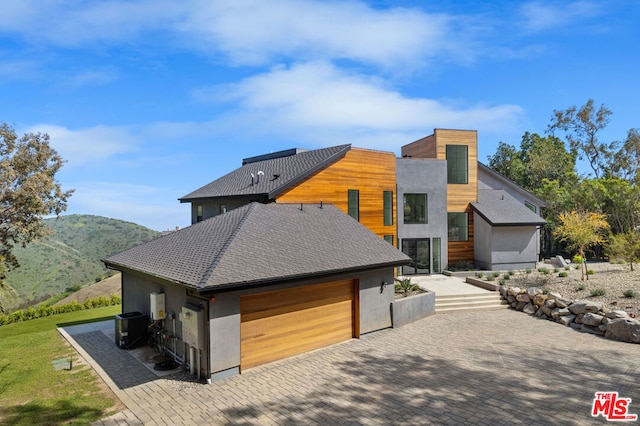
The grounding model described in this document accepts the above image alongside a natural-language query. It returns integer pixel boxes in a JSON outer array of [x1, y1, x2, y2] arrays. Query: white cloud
[[26, 124, 138, 165], [180, 0, 452, 68], [0, 1, 482, 70], [60, 70, 117, 88], [210, 61, 523, 151], [519, 1, 603, 32]]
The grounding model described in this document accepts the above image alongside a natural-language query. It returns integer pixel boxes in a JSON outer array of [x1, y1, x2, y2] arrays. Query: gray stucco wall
[[189, 196, 265, 224], [474, 213, 540, 270], [477, 166, 545, 213], [396, 158, 448, 273], [121, 272, 208, 373]]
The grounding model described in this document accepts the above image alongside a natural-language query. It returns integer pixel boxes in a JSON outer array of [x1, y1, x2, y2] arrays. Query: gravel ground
[[500, 261, 640, 317]]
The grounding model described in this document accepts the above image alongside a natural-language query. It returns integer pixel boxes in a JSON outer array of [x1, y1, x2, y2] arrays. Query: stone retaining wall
[[499, 285, 640, 344]]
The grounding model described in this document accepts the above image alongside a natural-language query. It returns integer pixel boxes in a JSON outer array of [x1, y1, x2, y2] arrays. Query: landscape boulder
[[605, 318, 640, 344]]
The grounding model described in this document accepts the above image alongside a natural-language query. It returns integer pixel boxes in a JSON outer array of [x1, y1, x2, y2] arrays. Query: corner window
[[446, 145, 468, 184], [403, 193, 427, 224], [448, 212, 468, 241], [348, 189, 359, 221], [196, 205, 203, 222], [383, 191, 393, 226]]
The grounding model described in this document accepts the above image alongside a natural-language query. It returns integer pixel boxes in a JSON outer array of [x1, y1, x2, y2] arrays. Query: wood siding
[[401, 129, 479, 264], [276, 148, 397, 241], [401, 134, 436, 158], [448, 206, 475, 264], [239, 279, 356, 370]]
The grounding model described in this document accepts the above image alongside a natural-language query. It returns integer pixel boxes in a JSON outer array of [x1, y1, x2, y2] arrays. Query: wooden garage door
[[240, 279, 358, 370]]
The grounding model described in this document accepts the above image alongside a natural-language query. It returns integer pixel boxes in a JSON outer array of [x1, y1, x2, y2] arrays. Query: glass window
[[446, 145, 468, 184], [448, 212, 468, 241], [219, 204, 227, 214], [432, 237, 442, 273], [401, 239, 430, 275], [525, 201, 536, 213], [403, 193, 427, 224], [383, 191, 393, 226], [196, 205, 203, 222], [348, 189, 359, 221], [384, 235, 394, 246]]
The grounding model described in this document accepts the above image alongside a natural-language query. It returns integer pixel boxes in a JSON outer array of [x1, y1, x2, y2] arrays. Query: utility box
[[181, 305, 204, 348], [115, 312, 148, 349], [150, 292, 166, 320]]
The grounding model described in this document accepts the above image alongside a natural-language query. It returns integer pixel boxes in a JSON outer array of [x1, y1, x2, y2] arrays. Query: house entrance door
[[401, 239, 430, 275]]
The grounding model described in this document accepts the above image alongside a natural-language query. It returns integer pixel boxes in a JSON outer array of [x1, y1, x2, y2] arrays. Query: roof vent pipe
[[300, 203, 303, 211], [257, 170, 264, 183]]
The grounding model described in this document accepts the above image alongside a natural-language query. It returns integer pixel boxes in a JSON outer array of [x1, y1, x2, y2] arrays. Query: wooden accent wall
[[401, 129, 478, 263], [401, 134, 436, 158], [276, 148, 397, 242]]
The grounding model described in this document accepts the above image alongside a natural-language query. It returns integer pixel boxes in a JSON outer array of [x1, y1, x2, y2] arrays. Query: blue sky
[[1, 0, 638, 231]]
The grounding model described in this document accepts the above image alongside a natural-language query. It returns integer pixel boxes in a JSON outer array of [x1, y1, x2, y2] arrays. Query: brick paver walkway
[[68, 309, 639, 425]]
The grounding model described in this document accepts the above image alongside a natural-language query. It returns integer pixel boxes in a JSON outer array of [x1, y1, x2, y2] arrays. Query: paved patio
[[60, 299, 640, 426]]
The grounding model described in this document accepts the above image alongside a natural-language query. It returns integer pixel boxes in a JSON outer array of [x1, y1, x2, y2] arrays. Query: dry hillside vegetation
[[506, 262, 639, 316], [55, 273, 122, 306]]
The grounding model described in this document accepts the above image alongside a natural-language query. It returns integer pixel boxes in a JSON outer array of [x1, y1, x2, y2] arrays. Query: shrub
[[564, 266, 571, 271], [553, 268, 559, 273], [623, 290, 638, 298], [486, 275, 495, 281], [538, 267, 550, 275], [542, 288, 550, 295], [572, 254, 584, 264], [493, 272, 501, 278], [525, 268, 532, 274], [395, 277, 419, 296], [576, 284, 586, 291], [475, 272, 483, 278], [587, 269, 595, 275], [502, 274, 510, 280], [507, 270, 515, 276], [590, 288, 606, 297], [499, 279, 506, 286], [558, 272, 568, 278]]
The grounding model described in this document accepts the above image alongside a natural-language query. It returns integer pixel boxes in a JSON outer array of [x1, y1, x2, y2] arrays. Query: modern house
[[105, 127, 546, 380]]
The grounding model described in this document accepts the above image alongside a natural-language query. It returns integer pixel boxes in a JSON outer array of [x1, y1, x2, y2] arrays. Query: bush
[[590, 288, 606, 297], [486, 275, 495, 281], [475, 272, 483, 278], [553, 268, 559, 273], [538, 267, 550, 275], [576, 284, 586, 291], [502, 274, 510, 280], [564, 266, 571, 271], [507, 270, 515, 276], [525, 268, 532, 274], [623, 290, 638, 298], [0, 295, 121, 327], [558, 272, 568, 277], [587, 269, 595, 275], [395, 277, 419, 296]]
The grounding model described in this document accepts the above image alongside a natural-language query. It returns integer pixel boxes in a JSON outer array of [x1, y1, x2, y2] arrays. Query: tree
[[607, 231, 640, 271], [0, 123, 73, 274], [554, 210, 610, 280], [610, 128, 640, 183], [548, 99, 613, 179]]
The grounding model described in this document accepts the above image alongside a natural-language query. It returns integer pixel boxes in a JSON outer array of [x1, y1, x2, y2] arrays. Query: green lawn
[[0, 306, 122, 425]]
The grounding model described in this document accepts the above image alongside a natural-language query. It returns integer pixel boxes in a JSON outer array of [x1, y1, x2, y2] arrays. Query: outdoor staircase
[[435, 292, 508, 314]]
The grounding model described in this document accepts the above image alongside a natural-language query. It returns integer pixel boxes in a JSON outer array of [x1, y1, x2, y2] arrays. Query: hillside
[[0, 215, 160, 313]]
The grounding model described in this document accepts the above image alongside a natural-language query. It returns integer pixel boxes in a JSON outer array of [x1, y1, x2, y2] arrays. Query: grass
[[0, 305, 122, 425], [590, 288, 606, 297]]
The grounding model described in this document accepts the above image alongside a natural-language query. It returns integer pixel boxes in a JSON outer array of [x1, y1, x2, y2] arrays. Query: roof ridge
[[197, 203, 259, 288]]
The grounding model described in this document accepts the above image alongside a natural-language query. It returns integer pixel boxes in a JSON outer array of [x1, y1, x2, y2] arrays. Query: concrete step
[[435, 293, 507, 314]]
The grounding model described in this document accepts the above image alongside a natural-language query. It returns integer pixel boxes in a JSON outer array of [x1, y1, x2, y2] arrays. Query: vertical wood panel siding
[[276, 148, 397, 242]]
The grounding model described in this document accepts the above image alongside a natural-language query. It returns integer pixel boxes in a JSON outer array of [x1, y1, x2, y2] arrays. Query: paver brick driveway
[[86, 309, 639, 425]]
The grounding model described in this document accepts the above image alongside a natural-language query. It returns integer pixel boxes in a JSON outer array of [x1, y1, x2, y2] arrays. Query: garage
[[240, 279, 359, 370]]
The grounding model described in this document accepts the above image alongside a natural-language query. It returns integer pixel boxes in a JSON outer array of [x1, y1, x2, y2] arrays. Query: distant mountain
[[0, 215, 160, 313]]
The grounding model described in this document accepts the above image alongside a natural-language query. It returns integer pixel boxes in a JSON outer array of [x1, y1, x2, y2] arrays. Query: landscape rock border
[[499, 285, 640, 344]]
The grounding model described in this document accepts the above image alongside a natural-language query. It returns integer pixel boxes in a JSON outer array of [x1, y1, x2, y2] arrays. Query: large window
[[403, 193, 427, 224], [383, 191, 393, 226], [348, 189, 359, 221], [402, 239, 430, 275], [446, 145, 468, 184], [448, 212, 468, 241]]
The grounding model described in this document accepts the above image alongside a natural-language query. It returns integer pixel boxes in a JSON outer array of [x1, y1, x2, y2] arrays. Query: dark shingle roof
[[471, 190, 547, 226], [104, 202, 409, 291], [179, 145, 351, 202]]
